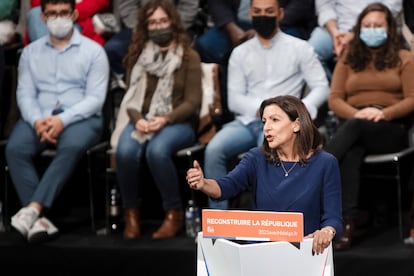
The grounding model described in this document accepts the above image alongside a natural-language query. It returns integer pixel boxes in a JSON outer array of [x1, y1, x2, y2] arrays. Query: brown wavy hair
[[123, 0, 190, 73], [345, 2, 402, 72], [259, 95, 323, 165]]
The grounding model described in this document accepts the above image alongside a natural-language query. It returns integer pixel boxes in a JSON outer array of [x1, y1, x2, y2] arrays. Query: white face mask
[[46, 17, 73, 39]]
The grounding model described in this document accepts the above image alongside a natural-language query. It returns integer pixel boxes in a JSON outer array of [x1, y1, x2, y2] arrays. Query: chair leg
[[87, 153, 96, 233], [396, 163, 403, 240], [93, 159, 113, 236], [105, 167, 112, 234], [4, 165, 10, 232]]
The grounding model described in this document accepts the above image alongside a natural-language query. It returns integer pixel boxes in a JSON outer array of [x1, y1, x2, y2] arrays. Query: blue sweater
[[216, 147, 343, 237]]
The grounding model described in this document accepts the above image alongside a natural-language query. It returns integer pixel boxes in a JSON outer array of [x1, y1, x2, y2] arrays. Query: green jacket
[[0, 0, 18, 21]]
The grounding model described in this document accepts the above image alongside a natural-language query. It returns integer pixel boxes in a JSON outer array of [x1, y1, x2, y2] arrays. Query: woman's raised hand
[[186, 160, 204, 190]]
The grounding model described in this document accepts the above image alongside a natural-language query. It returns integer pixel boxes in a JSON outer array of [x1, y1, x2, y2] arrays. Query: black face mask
[[148, 27, 173, 47], [252, 16, 278, 39]]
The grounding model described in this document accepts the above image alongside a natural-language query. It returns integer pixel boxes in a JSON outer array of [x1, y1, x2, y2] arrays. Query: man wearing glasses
[[27, 0, 110, 45], [5, 0, 109, 243]]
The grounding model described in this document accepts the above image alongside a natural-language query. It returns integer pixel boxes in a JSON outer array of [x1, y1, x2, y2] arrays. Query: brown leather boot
[[123, 208, 140, 239], [152, 209, 184, 239]]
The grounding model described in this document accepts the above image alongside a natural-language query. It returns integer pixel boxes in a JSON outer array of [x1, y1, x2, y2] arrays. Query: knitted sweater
[[329, 49, 414, 121]]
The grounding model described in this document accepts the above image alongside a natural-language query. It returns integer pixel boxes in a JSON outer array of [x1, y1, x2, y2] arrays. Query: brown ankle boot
[[123, 208, 140, 239], [152, 209, 184, 239]]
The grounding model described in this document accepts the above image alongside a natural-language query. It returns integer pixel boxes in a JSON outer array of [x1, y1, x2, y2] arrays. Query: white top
[[227, 31, 329, 124]]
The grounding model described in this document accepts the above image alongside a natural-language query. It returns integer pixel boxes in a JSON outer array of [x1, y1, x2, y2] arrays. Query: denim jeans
[[115, 122, 195, 210], [204, 119, 264, 209], [194, 21, 252, 65], [104, 27, 132, 75], [5, 116, 102, 208], [308, 27, 335, 80]]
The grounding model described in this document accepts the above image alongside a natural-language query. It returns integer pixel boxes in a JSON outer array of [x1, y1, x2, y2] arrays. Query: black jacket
[[207, 0, 317, 39]]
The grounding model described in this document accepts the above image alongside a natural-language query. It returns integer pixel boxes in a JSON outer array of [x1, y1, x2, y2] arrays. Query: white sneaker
[[11, 207, 39, 237], [27, 217, 59, 243]]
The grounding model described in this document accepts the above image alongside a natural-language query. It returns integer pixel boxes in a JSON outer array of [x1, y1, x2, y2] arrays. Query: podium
[[197, 232, 334, 276]]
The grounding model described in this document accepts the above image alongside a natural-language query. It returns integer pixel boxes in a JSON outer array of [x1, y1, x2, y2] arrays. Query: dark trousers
[[324, 118, 408, 215]]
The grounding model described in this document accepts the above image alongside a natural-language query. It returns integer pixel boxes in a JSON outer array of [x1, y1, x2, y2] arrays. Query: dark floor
[[0, 212, 414, 276], [334, 227, 414, 276], [0, 217, 198, 276]]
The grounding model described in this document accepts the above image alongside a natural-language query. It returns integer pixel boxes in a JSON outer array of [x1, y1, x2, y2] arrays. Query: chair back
[[197, 62, 221, 145]]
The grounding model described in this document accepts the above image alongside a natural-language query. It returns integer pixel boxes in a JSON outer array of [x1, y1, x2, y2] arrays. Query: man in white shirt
[[204, 0, 329, 209]]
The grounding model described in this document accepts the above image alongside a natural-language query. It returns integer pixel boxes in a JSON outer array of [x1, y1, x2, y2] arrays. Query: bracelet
[[321, 228, 336, 237]]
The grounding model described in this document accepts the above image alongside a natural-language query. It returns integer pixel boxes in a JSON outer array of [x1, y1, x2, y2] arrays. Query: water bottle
[[108, 184, 121, 233], [185, 199, 201, 238], [325, 110, 339, 140]]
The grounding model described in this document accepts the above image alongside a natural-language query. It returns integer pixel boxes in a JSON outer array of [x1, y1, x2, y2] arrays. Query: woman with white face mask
[[323, 3, 414, 251]]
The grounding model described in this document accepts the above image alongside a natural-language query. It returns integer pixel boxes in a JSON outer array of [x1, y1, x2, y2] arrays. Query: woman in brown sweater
[[324, 3, 414, 250], [110, 0, 202, 240]]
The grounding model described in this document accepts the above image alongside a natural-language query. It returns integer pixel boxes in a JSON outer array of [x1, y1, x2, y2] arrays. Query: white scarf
[[111, 41, 183, 148]]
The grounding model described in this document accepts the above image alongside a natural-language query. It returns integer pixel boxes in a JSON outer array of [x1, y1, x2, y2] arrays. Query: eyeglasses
[[44, 9, 73, 19], [147, 17, 170, 28]]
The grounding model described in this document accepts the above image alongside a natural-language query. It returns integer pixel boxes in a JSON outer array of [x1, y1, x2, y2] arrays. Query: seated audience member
[[204, 0, 329, 209], [323, 3, 414, 250], [194, 0, 317, 126], [280, 0, 317, 40], [27, 0, 110, 45], [0, 0, 20, 138], [110, 0, 202, 240], [187, 95, 343, 254], [0, 0, 19, 47], [195, 0, 316, 65], [5, 0, 109, 243], [194, 0, 255, 65], [309, 0, 403, 81], [105, 0, 200, 90]]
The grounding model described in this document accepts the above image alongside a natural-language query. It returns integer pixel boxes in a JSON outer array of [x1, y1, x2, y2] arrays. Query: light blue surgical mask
[[359, 27, 388, 47]]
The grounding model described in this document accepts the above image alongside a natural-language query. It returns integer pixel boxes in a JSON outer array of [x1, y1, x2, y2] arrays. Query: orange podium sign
[[201, 209, 303, 242]]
